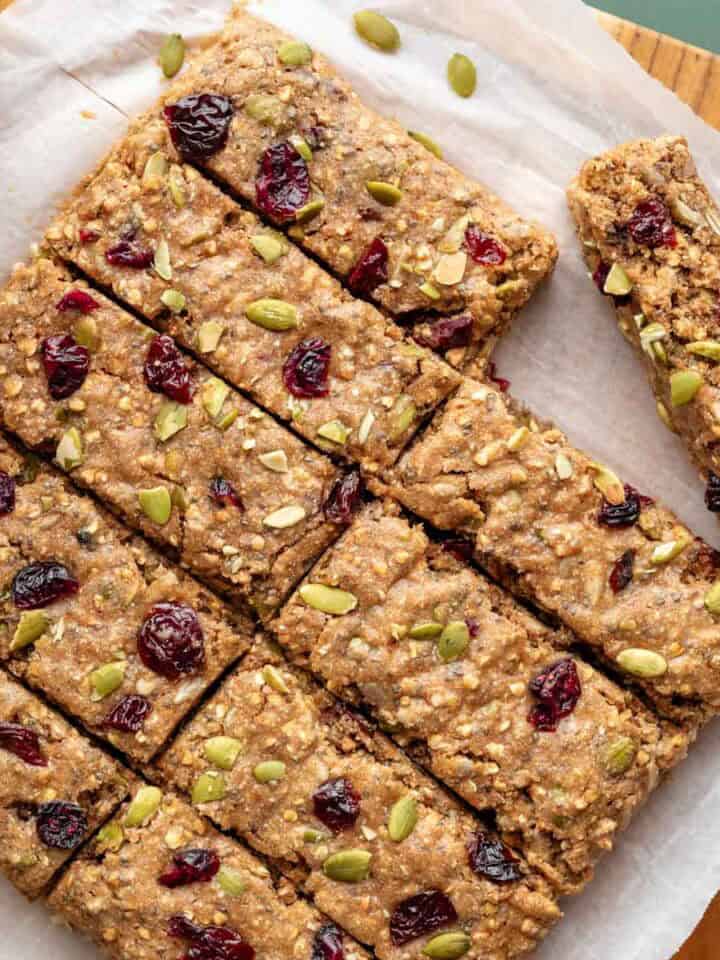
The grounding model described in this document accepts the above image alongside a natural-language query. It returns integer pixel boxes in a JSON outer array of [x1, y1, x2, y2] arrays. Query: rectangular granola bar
[[45, 117, 459, 471], [272, 501, 691, 894], [0, 435, 253, 762], [48, 783, 371, 960], [157, 637, 560, 958], [0, 671, 131, 899], [567, 135, 720, 497], [0, 257, 342, 616], [379, 375, 720, 718]]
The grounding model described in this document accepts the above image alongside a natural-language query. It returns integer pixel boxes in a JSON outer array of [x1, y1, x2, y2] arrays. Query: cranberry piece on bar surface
[[0, 722, 47, 767], [282, 337, 331, 398], [389, 890, 458, 946], [312, 777, 361, 833], [164, 93, 234, 163], [348, 238, 389, 295], [256, 141, 310, 222], [467, 831, 522, 883], [12, 561, 79, 610], [36, 801, 87, 849], [41, 334, 90, 400], [137, 602, 205, 680]]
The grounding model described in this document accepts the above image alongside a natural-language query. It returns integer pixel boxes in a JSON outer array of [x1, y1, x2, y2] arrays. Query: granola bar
[[0, 257, 342, 616], [45, 117, 459, 471], [0, 671, 130, 899], [0, 435, 252, 761], [567, 135, 720, 501], [152, 9, 557, 359], [379, 376, 720, 718], [157, 637, 560, 957], [272, 501, 690, 894], [49, 784, 371, 960]]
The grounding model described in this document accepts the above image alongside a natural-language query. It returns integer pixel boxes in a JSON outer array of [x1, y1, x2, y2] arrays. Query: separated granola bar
[[380, 376, 720, 718], [152, 9, 557, 359], [272, 502, 689, 894], [0, 671, 130, 899], [157, 637, 560, 958], [0, 258, 342, 616], [49, 784, 371, 960], [45, 117, 458, 470], [568, 136, 720, 505], [0, 435, 252, 761]]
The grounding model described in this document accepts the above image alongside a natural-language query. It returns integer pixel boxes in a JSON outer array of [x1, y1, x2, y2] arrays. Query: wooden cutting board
[[0, 0, 718, 956]]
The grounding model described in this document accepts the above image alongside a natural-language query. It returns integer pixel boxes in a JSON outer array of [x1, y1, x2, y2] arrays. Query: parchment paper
[[2, 1, 720, 958]]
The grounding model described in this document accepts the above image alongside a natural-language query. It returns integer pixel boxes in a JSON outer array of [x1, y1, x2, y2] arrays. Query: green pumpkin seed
[[245, 298, 298, 331], [705, 581, 720, 615], [216, 408, 239, 432], [204, 736, 243, 771], [96, 821, 125, 852], [169, 166, 187, 208], [142, 151, 168, 187], [154, 238, 172, 280], [154, 401, 187, 442], [262, 664, 289, 693], [253, 760, 287, 783], [159, 33, 185, 78], [366, 181, 403, 206], [263, 505, 307, 529], [389, 395, 417, 440], [303, 827, 327, 843], [322, 848, 372, 882], [295, 198, 325, 223], [216, 866, 246, 896], [387, 794, 418, 842], [409, 621, 444, 640], [258, 450, 289, 473], [192, 771, 226, 804], [74, 316, 100, 351], [299, 583, 358, 615], [651, 537, 689, 565], [161, 288, 186, 313], [197, 321, 224, 354], [408, 130, 443, 159], [670, 370, 703, 406], [602, 736, 637, 776], [353, 10, 400, 52], [90, 661, 126, 700], [616, 648, 668, 679], [422, 932, 471, 960], [438, 620, 470, 661], [202, 377, 230, 419], [250, 234, 287, 265], [138, 486, 172, 525], [124, 786, 162, 828], [11, 610, 49, 652], [419, 281, 441, 300], [358, 409, 375, 444], [588, 462, 624, 505], [317, 420, 351, 445], [289, 134, 313, 162], [171, 485, 190, 513], [447, 53, 477, 97], [244, 94, 286, 127], [278, 40, 313, 66], [686, 340, 720, 360], [56, 427, 83, 471], [603, 263, 633, 296]]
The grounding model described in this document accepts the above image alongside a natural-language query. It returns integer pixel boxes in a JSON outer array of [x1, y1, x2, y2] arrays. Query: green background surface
[[589, 1, 720, 54]]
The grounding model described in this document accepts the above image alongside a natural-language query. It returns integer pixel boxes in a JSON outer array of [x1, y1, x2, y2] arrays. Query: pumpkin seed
[[56, 427, 83, 471], [96, 822, 125, 853], [169, 167, 187, 208], [197, 321, 224, 354], [299, 583, 358, 615], [656, 400, 675, 431], [244, 94, 286, 127], [651, 537, 689, 565], [204, 736, 242, 771], [258, 450, 289, 473], [602, 737, 637, 776], [192, 771, 226, 804], [353, 10, 400, 51], [322, 848, 372, 882], [245, 298, 298, 331], [438, 620, 470, 661], [138, 486, 172, 525], [216, 866, 246, 896], [11, 610, 49, 652], [317, 420, 351, 445], [90, 661, 126, 700], [142, 151, 168, 187], [263, 505, 307, 529], [278, 40, 312, 66], [295, 198, 325, 223], [202, 377, 230, 419], [388, 794, 418, 842], [74, 316, 100, 351], [289, 134, 313, 161], [303, 828, 327, 843], [507, 427, 530, 452], [671, 370, 703, 406], [686, 340, 720, 361], [422, 932, 472, 960], [603, 263, 633, 296], [419, 281, 441, 300], [124, 786, 162, 828], [408, 130, 443, 159], [253, 760, 286, 783], [409, 621, 444, 640], [154, 238, 172, 280], [262, 664, 289, 693], [250, 234, 287, 264], [216, 408, 239, 432], [588, 462, 624, 505], [447, 53, 477, 97], [389, 395, 417, 440], [161, 288, 186, 313], [358, 409, 376, 444], [704, 581, 720, 615], [159, 33, 185, 78], [366, 181, 403, 206], [154, 401, 187, 442], [616, 648, 668, 679], [554, 453, 573, 480]]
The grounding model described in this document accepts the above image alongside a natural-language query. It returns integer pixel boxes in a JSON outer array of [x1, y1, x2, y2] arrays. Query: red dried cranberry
[[389, 891, 458, 946], [466, 618, 479, 638], [79, 228, 100, 244], [467, 831, 521, 883], [164, 94, 234, 163], [706, 473, 720, 512], [312, 777, 361, 833], [144, 334, 195, 404], [597, 484, 647, 528], [255, 141, 310, 223], [105, 237, 154, 268], [159, 848, 220, 887], [12, 561, 79, 610], [36, 801, 87, 849], [348, 238, 389, 295], [312, 924, 344, 960], [464, 226, 507, 265], [527, 658, 581, 732], [625, 198, 677, 249], [282, 337, 331, 398], [104, 695, 153, 733], [0, 722, 47, 767], [414, 314, 473, 352], [210, 477, 244, 511], [609, 549, 636, 594], [137, 602, 205, 680], [324, 468, 363, 525], [56, 289, 100, 314], [441, 537, 474, 564], [41, 334, 90, 400], [169, 916, 255, 960], [0, 472, 16, 516], [486, 361, 510, 393]]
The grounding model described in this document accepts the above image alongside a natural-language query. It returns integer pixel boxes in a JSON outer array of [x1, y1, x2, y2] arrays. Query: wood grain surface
[[0, 0, 719, 956]]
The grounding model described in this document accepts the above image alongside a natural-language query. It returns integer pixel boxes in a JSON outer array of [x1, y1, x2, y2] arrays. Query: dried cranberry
[[625, 198, 677, 249], [104, 695, 153, 733], [105, 237, 154, 268], [12, 561, 79, 610], [486, 361, 510, 393], [36, 801, 87, 849], [414, 314, 473, 352], [255, 141, 310, 223], [312, 777, 361, 833], [164, 94, 234, 164], [312, 924, 344, 960], [527, 658, 581, 732], [41, 334, 90, 400], [467, 831, 521, 883], [282, 337, 331, 398], [137, 602, 205, 680], [144, 334, 195, 404], [348, 238, 389, 295], [159, 848, 220, 888], [597, 484, 646, 528], [169, 916, 255, 960], [389, 891, 458, 946], [79, 228, 100, 244], [609, 549, 636, 594], [56, 289, 100, 314], [0, 722, 47, 767], [324, 468, 363, 525], [464, 226, 507, 266], [466, 617, 479, 638], [210, 477, 244, 511], [441, 537, 474, 564], [0, 472, 16, 516], [706, 473, 720, 512]]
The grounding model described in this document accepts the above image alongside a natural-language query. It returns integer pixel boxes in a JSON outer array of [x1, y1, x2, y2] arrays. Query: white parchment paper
[[2, 1, 720, 957]]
